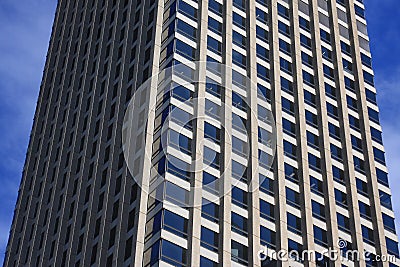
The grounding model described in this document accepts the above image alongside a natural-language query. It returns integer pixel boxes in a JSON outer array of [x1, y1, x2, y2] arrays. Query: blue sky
[[0, 0, 399, 264]]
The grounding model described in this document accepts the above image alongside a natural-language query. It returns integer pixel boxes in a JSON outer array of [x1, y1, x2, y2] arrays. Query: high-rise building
[[4, 0, 399, 266]]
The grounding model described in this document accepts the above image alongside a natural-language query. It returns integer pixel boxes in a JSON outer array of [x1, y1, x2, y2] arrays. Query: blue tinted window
[[382, 214, 396, 233], [376, 168, 388, 185], [368, 107, 380, 123], [232, 187, 248, 208], [386, 238, 399, 257], [287, 212, 302, 234], [231, 212, 248, 236], [286, 188, 300, 208], [380, 190, 393, 210], [370, 127, 382, 144], [373, 147, 385, 164], [260, 199, 275, 221], [201, 227, 218, 251], [256, 26, 269, 42], [260, 226, 276, 249], [161, 240, 187, 266]]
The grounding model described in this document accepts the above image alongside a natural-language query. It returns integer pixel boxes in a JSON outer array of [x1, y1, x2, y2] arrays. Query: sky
[[0, 0, 399, 264]]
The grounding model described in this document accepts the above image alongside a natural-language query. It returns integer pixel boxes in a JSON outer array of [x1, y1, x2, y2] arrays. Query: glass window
[[208, 17, 222, 34], [178, 0, 197, 20], [308, 153, 321, 171], [380, 190, 393, 210], [260, 226, 276, 249], [260, 174, 274, 195], [281, 77, 293, 94], [361, 225, 374, 244], [161, 239, 187, 266], [203, 171, 219, 194], [279, 39, 291, 55], [283, 118, 296, 136], [286, 188, 300, 208], [257, 64, 270, 81], [330, 144, 342, 161], [353, 156, 365, 173], [233, 0, 246, 11], [202, 199, 219, 222], [365, 89, 377, 104], [386, 238, 399, 257], [328, 122, 340, 139], [285, 163, 298, 183], [312, 200, 325, 220], [283, 140, 297, 159], [280, 58, 292, 74], [200, 256, 218, 267], [376, 168, 388, 185], [260, 199, 275, 221], [325, 83, 336, 99], [335, 189, 347, 207], [201, 227, 219, 252], [370, 127, 383, 144], [322, 46, 332, 61], [373, 147, 386, 164], [351, 135, 362, 152], [231, 240, 248, 265], [231, 212, 248, 236], [354, 4, 365, 18], [233, 31, 246, 48], [256, 44, 269, 61], [356, 178, 368, 196], [278, 3, 289, 18], [177, 19, 197, 40], [203, 147, 220, 169], [382, 214, 396, 233], [232, 159, 247, 181], [163, 210, 188, 237], [349, 115, 360, 130], [204, 122, 220, 143], [232, 50, 247, 67], [209, 0, 222, 15], [282, 97, 294, 114], [332, 166, 345, 183], [314, 226, 328, 246], [176, 39, 196, 60], [256, 25, 269, 42], [337, 213, 350, 233], [359, 201, 371, 219], [368, 108, 380, 123], [256, 8, 268, 23], [232, 92, 247, 111], [233, 12, 246, 29], [207, 36, 222, 55], [232, 186, 248, 209], [301, 52, 313, 67], [287, 212, 302, 235], [327, 102, 338, 118], [299, 16, 310, 31], [300, 34, 312, 48], [341, 41, 351, 55], [310, 176, 323, 196], [307, 131, 319, 149], [303, 70, 315, 86], [320, 29, 331, 43], [278, 21, 290, 36], [361, 53, 372, 67]]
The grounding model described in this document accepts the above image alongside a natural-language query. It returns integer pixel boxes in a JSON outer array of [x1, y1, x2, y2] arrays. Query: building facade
[[4, 0, 399, 266]]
